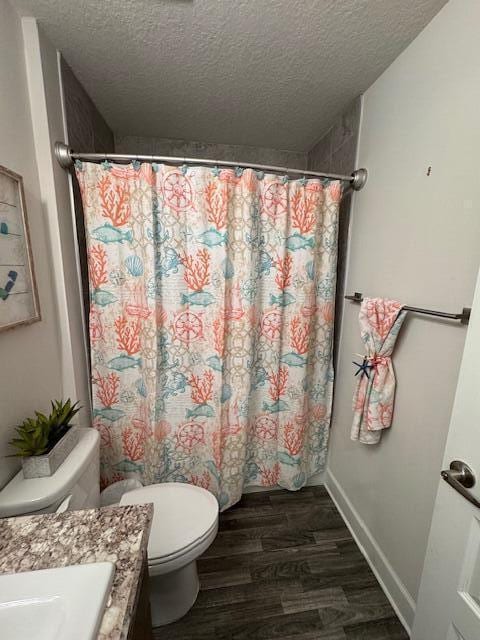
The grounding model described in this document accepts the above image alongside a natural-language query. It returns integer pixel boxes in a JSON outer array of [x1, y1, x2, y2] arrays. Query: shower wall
[[115, 135, 307, 170], [307, 98, 361, 359], [61, 59, 114, 153], [61, 58, 115, 323]]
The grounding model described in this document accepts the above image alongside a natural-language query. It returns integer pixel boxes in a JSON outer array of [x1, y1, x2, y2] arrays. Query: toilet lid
[[119, 482, 219, 560]]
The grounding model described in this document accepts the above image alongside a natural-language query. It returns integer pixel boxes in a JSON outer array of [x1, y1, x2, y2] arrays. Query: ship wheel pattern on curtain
[[76, 161, 341, 510]]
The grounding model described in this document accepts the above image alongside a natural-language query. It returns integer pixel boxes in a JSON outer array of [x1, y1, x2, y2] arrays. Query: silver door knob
[[441, 460, 479, 507]]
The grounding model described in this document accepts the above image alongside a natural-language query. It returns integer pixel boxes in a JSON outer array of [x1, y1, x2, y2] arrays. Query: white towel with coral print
[[351, 298, 407, 445]]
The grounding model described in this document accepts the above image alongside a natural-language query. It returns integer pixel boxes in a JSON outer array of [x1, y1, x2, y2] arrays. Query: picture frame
[[0, 165, 40, 332]]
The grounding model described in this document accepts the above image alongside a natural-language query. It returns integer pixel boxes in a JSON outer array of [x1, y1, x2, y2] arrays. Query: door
[[412, 269, 480, 640]]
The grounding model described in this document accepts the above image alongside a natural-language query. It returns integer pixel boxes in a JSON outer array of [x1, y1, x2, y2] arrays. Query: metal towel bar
[[345, 292, 471, 324]]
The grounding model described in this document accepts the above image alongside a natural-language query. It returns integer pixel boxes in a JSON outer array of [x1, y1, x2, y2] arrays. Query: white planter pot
[[21, 427, 79, 479]]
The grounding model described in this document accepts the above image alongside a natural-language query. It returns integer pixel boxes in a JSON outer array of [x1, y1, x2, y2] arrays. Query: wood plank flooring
[[153, 486, 409, 640]]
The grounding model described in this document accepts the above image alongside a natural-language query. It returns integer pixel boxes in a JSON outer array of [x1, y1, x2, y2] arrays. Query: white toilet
[[120, 483, 219, 626], [0, 427, 220, 628], [0, 428, 101, 518]]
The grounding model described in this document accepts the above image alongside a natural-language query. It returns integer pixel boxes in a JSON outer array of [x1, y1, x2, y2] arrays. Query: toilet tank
[[0, 428, 100, 519]]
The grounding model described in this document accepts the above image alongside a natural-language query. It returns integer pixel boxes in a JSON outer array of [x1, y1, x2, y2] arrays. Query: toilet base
[[149, 560, 200, 627]]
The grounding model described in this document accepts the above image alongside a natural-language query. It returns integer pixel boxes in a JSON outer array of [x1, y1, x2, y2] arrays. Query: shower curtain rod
[[54, 141, 368, 191]]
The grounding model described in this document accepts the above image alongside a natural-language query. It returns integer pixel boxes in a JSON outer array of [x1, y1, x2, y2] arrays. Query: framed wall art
[[0, 165, 40, 331]]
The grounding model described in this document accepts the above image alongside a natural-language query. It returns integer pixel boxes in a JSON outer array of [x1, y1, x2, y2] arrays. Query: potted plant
[[8, 399, 81, 478]]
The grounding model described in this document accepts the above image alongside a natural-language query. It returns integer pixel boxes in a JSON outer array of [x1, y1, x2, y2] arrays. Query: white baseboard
[[325, 469, 415, 636]]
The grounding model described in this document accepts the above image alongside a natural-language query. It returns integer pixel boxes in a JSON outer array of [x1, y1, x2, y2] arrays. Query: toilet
[[120, 483, 219, 626], [0, 428, 101, 518], [0, 427, 219, 628]]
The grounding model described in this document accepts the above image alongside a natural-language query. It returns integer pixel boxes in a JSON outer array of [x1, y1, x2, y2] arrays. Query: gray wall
[[115, 135, 307, 170], [0, 2, 63, 487], [325, 0, 480, 628], [308, 98, 361, 359]]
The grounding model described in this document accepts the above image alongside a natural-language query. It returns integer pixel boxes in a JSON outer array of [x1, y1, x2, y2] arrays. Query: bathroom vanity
[[0, 504, 153, 639]]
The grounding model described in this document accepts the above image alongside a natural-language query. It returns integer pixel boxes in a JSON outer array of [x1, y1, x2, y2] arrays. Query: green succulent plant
[[8, 399, 81, 458]]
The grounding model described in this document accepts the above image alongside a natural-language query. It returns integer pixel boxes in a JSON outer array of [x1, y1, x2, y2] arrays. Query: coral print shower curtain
[[76, 160, 341, 510]]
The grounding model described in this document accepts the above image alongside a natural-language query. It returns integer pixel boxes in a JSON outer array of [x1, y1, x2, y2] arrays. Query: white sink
[[0, 562, 115, 640]]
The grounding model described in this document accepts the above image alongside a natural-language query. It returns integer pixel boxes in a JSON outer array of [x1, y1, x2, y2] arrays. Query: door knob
[[441, 460, 480, 507]]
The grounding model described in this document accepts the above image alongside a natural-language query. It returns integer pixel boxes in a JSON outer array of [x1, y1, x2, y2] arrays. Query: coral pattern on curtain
[[76, 161, 341, 510], [351, 298, 407, 445]]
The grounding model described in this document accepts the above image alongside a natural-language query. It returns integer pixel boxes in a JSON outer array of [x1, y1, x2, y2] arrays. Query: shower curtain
[[76, 160, 341, 510]]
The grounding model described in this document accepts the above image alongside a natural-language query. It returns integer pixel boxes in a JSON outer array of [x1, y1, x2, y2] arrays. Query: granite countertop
[[0, 504, 153, 639]]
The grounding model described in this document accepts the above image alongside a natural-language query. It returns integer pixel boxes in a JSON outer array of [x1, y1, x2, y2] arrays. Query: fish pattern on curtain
[[76, 161, 341, 510], [351, 298, 407, 444]]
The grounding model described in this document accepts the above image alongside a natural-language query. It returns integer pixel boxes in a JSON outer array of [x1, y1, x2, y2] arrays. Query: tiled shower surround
[[308, 98, 362, 358]]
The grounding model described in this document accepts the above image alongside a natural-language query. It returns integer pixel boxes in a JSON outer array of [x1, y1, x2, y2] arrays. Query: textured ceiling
[[13, 0, 447, 151]]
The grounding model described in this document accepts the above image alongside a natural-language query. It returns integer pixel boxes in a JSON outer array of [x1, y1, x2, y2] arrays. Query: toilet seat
[[120, 482, 219, 625], [119, 482, 219, 571], [148, 518, 219, 567]]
